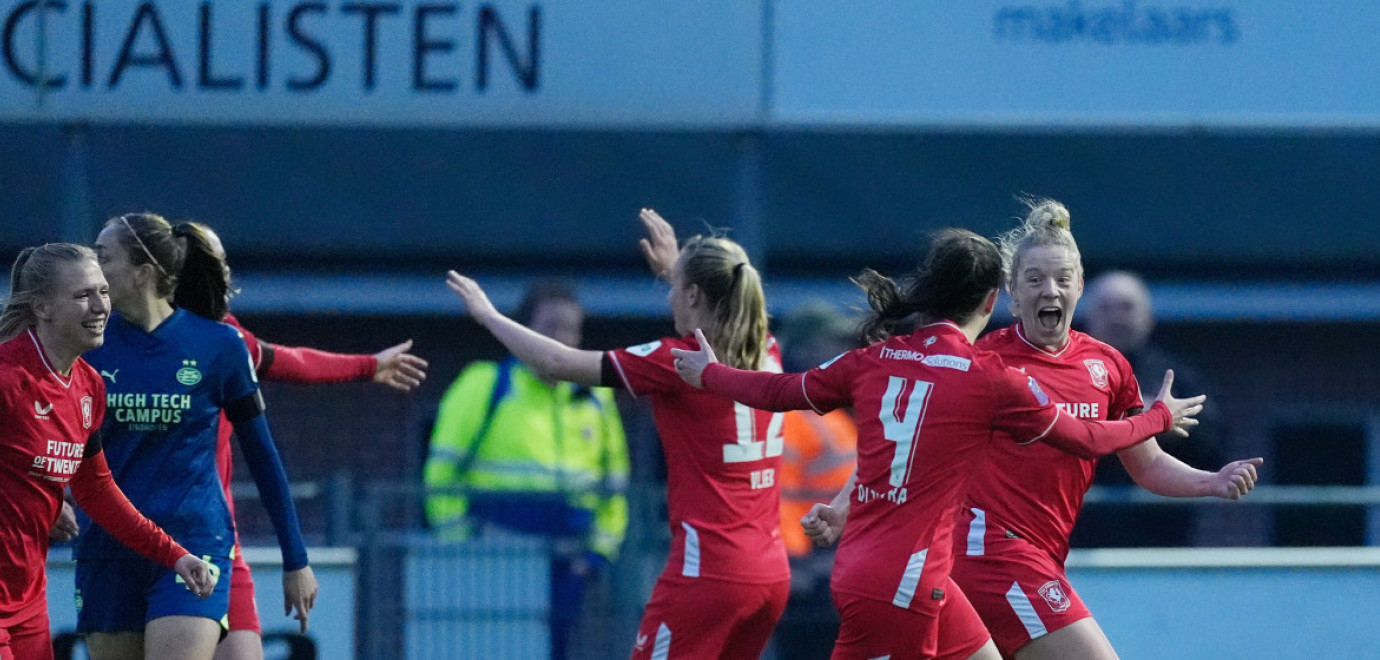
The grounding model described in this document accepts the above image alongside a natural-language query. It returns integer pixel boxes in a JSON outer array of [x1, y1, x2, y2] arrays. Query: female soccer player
[[445, 208, 790, 660], [670, 227, 1204, 660], [0, 243, 216, 660], [802, 201, 1261, 660], [77, 214, 317, 660], [195, 222, 426, 660]]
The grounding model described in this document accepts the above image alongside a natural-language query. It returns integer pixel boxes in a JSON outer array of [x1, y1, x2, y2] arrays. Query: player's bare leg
[[214, 630, 264, 660], [1014, 618, 1118, 660], [962, 639, 1001, 660], [84, 631, 143, 660], [142, 615, 220, 660]]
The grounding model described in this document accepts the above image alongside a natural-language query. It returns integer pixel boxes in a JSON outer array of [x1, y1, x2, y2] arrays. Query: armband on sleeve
[[225, 390, 267, 424], [600, 354, 624, 389], [84, 428, 104, 458]]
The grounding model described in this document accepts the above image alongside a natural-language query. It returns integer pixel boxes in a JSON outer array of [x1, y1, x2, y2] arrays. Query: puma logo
[[100, 369, 118, 383], [34, 401, 53, 415]]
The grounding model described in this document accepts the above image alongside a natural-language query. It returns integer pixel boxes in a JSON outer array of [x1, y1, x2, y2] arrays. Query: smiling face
[[1009, 244, 1083, 351], [33, 258, 110, 359]]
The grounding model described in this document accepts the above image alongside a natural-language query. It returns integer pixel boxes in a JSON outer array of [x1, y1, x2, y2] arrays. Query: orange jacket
[[779, 408, 858, 556]]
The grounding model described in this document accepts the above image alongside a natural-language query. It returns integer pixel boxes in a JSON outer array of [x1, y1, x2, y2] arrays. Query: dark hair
[[0, 243, 98, 343], [854, 228, 1004, 344], [106, 213, 232, 320], [515, 281, 580, 325]]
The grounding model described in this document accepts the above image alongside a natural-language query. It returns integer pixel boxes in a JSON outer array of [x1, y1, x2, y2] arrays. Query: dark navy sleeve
[[231, 411, 310, 571]]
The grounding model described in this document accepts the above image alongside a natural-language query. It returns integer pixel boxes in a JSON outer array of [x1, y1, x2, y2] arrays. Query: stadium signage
[[0, 0, 762, 126], [2, 1, 539, 94]]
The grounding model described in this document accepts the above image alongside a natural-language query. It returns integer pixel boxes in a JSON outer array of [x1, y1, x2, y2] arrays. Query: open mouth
[[1036, 307, 1063, 330], [82, 319, 106, 334]]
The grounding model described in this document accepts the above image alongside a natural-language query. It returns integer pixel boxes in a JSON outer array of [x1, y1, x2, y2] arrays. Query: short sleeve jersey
[[77, 309, 259, 561], [606, 335, 789, 584], [960, 324, 1143, 562], [0, 331, 105, 622], [801, 322, 1061, 613]]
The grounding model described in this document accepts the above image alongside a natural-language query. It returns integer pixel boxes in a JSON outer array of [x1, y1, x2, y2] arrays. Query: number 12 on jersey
[[880, 377, 934, 488]]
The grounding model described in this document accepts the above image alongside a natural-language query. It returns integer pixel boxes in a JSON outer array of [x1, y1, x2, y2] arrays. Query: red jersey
[[959, 324, 1143, 563], [607, 335, 790, 584], [0, 331, 185, 624], [698, 321, 1172, 615]]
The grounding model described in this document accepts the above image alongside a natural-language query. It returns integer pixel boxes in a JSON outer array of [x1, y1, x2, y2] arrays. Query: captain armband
[[225, 390, 267, 423]]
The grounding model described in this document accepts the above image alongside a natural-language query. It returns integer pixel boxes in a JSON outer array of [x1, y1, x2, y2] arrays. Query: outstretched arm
[[445, 271, 603, 386], [1036, 370, 1204, 459], [1120, 440, 1263, 499], [671, 329, 814, 411]]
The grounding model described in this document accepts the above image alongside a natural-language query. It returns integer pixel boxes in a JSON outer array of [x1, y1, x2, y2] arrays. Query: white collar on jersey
[[1014, 322, 1073, 359], [27, 328, 73, 389]]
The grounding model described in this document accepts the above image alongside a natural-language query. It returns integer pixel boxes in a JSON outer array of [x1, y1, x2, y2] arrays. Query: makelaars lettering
[[993, 1, 1240, 45], [1, 1, 541, 93]]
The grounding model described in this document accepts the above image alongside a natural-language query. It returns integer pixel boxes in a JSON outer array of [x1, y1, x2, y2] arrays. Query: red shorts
[[629, 574, 789, 660], [227, 543, 262, 634], [830, 578, 990, 660], [0, 604, 52, 660], [950, 538, 1090, 658]]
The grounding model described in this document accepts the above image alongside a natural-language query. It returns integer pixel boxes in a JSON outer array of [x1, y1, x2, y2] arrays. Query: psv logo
[[1083, 359, 1109, 388], [80, 396, 93, 429]]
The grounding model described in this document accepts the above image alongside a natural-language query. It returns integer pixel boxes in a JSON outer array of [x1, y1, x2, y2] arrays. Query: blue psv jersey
[[77, 309, 258, 561]]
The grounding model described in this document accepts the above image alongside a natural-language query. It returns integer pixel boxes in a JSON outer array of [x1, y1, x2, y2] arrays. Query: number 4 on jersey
[[880, 377, 934, 488], [723, 402, 784, 463]]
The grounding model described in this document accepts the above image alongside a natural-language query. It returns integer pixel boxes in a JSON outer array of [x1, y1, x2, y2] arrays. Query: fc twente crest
[[1083, 359, 1109, 388]]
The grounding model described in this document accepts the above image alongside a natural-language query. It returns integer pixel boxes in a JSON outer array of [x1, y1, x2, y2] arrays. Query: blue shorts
[[75, 554, 233, 633]]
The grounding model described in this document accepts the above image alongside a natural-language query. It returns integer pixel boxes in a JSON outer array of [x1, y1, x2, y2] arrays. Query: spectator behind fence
[[1073, 270, 1230, 547], [423, 281, 629, 660], [771, 303, 858, 660]]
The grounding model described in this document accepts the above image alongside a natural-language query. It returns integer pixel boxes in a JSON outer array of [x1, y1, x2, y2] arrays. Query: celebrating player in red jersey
[[0, 244, 216, 660], [671, 228, 1204, 660], [445, 209, 790, 660], [801, 202, 1260, 660], [949, 201, 1260, 659]]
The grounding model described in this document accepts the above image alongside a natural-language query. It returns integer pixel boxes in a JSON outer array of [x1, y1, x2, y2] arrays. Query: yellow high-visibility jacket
[[424, 359, 629, 561]]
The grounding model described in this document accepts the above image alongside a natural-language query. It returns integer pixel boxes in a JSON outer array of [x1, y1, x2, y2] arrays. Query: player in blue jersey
[[77, 214, 317, 660]]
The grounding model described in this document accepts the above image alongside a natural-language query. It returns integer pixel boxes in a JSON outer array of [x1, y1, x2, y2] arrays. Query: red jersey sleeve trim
[[606, 351, 639, 398], [800, 371, 826, 416], [1019, 407, 1063, 446]]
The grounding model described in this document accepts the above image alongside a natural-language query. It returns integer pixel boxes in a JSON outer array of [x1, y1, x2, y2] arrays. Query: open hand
[[1152, 370, 1206, 437], [372, 339, 428, 391], [637, 208, 680, 281]]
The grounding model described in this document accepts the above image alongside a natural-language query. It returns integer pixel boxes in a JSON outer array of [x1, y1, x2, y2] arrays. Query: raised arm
[[1119, 439, 1263, 499], [445, 271, 603, 386], [637, 208, 680, 281]]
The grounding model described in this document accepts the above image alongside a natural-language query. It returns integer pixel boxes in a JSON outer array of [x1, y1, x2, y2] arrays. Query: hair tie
[[121, 216, 168, 275]]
